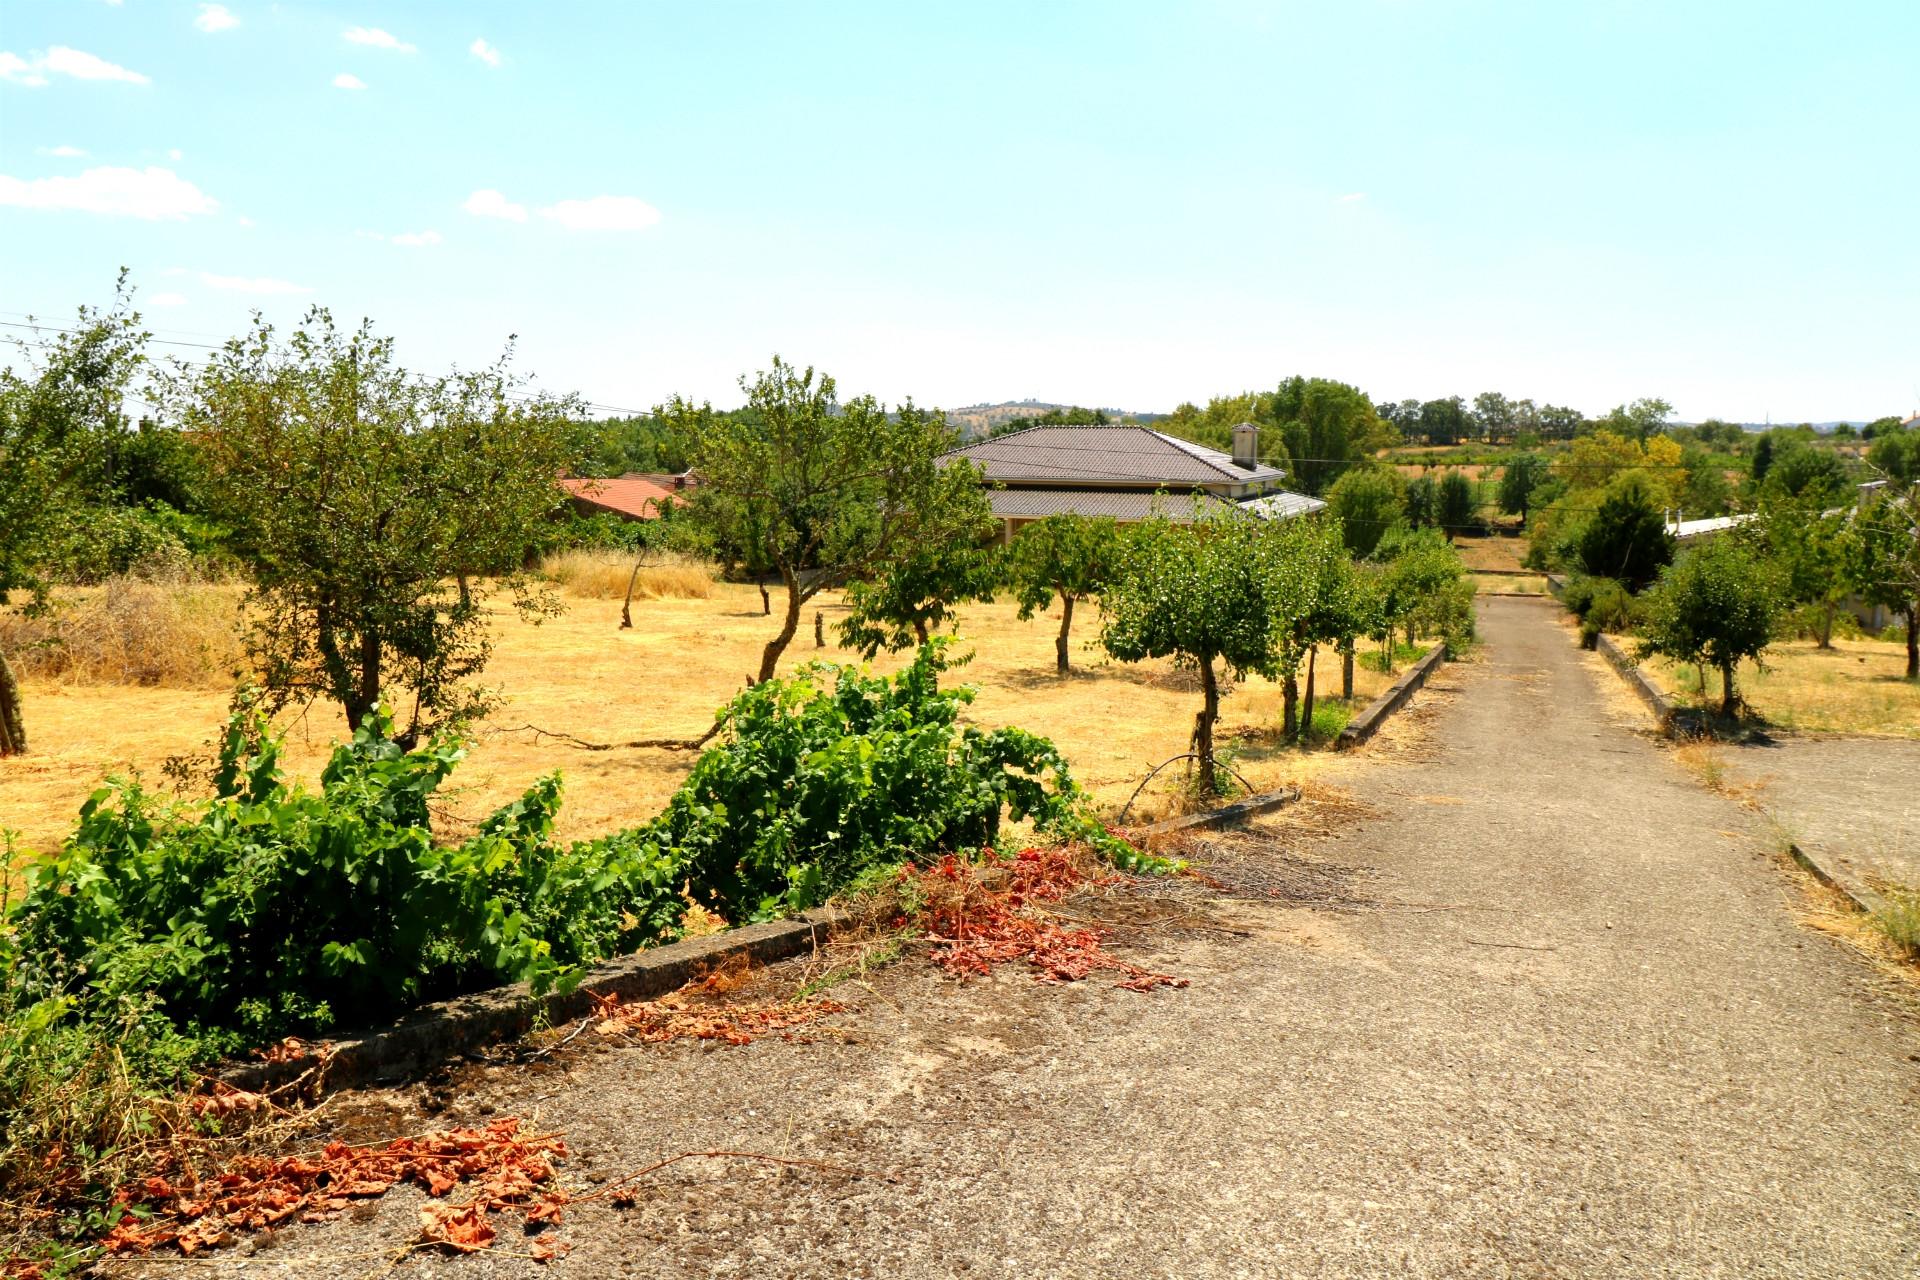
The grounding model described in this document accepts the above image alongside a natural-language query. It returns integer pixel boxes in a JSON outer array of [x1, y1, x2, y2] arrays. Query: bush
[[1563, 575, 1636, 647], [5, 644, 1125, 1046], [1577, 475, 1674, 591]]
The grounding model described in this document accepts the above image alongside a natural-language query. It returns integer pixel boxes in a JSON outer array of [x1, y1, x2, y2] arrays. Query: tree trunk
[[757, 582, 771, 616], [621, 561, 644, 629], [814, 610, 825, 648], [1055, 595, 1075, 674], [1281, 674, 1299, 739], [913, 618, 929, 645], [353, 631, 383, 733], [0, 642, 26, 757], [1720, 661, 1737, 716], [1195, 654, 1220, 797], [1818, 600, 1834, 649], [755, 572, 804, 684], [1341, 644, 1354, 700], [1300, 646, 1317, 748], [1907, 608, 1918, 680]]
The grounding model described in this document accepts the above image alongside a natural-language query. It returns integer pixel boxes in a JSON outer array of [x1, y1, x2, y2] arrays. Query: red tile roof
[[559, 473, 683, 521]]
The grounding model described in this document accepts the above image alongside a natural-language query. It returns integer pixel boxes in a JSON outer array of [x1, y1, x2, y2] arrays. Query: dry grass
[[1449, 534, 1529, 573], [1642, 637, 1920, 738], [0, 577, 243, 689], [539, 548, 716, 600], [0, 583, 1396, 858], [1471, 573, 1546, 595]]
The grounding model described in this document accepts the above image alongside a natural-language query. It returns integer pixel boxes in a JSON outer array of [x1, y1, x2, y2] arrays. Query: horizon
[[4, 1, 1918, 423]]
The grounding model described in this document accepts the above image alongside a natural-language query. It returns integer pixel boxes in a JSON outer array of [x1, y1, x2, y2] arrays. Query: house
[[558, 472, 693, 522], [940, 422, 1325, 543]]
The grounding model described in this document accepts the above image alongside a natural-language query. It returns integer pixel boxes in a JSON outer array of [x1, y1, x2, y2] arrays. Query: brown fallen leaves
[[102, 1117, 568, 1262], [911, 847, 1188, 992], [589, 989, 847, 1045]]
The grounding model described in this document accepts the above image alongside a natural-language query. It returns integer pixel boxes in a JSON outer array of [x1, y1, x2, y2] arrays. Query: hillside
[[945, 399, 1166, 437]]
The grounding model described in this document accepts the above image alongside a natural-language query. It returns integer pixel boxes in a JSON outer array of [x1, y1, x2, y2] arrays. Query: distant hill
[[945, 399, 1167, 438]]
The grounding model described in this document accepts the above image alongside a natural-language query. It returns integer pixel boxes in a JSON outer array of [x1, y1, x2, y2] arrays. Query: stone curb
[[1130, 786, 1302, 844], [1335, 641, 1448, 751], [222, 909, 841, 1097]]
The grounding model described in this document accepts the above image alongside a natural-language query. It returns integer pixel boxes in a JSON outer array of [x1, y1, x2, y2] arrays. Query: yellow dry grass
[[538, 548, 716, 600], [1449, 534, 1529, 573], [0, 578, 243, 689], [1641, 637, 1920, 738], [0, 584, 1396, 858]]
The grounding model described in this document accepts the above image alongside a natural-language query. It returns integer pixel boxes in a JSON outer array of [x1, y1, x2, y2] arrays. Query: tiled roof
[[559, 474, 681, 520], [945, 425, 1288, 487], [987, 487, 1324, 523]]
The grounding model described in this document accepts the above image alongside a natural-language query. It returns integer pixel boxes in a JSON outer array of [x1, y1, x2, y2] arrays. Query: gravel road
[[109, 596, 1920, 1279]]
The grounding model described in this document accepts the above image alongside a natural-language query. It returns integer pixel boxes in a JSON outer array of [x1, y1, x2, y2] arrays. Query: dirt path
[[112, 598, 1920, 1278]]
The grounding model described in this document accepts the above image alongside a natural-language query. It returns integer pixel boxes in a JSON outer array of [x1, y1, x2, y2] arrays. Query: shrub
[[539, 548, 715, 600], [1636, 537, 1784, 713], [1577, 475, 1674, 591], [1323, 466, 1405, 558], [5, 643, 1128, 1046], [0, 575, 243, 687]]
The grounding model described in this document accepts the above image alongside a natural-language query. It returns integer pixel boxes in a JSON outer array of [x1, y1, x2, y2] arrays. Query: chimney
[[1231, 422, 1259, 469]]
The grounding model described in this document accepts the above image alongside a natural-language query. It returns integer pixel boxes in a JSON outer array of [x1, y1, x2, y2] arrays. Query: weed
[[1870, 887, 1920, 958], [539, 548, 714, 600], [0, 576, 242, 688]]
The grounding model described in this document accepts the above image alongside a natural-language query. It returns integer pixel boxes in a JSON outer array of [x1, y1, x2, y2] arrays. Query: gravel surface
[[108, 597, 1920, 1279], [1716, 734, 1920, 894]]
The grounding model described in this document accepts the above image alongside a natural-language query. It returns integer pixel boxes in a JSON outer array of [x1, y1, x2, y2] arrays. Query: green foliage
[[1270, 375, 1389, 493], [1599, 397, 1673, 442], [1006, 514, 1123, 673], [1677, 445, 1733, 516], [663, 357, 991, 683], [559, 414, 687, 477], [838, 536, 1002, 657], [655, 642, 1120, 921], [1852, 482, 1920, 678], [1371, 527, 1474, 651], [170, 309, 576, 742], [1636, 537, 1784, 713], [1759, 497, 1860, 647], [1404, 474, 1439, 529], [1324, 465, 1406, 557], [1417, 396, 1469, 446], [1760, 443, 1851, 503], [1866, 427, 1920, 483], [1577, 475, 1674, 591], [987, 406, 1109, 435], [1561, 575, 1637, 646], [6, 646, 1127, 1049], [1436, 470, 1476, 531], [1498, 452, 1551, 520]]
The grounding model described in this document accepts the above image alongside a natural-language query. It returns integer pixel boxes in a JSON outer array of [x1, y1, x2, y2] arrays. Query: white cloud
[[1, 46, 150, 86], [391, 229, 442, 246], [463, 188, 526, 222], [1336, 192, 1366, 203], [236, 215, 254, 227], [149, 292, 188, 307], [0, 166, 217, 219], [40, 144, 87, 157], [469, 37, 501, 67], [538, 195, 662, 232], [332, 72, 367, 90], [200, 272, 309, 295], [168, 148, 184, 161], [343, 26, 415, 53], [194, 4, 239, 34]]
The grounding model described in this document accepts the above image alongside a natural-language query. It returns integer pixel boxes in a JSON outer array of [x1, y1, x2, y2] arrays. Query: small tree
[[838, 535, 1001, 658], [1578, 474, 1674, 591], [664, 358, 989, 685], [1101, 514, 1287, 795], [1436, 470, 1476, 532], [1371, 527, 1471, 663], [1760, 496, 1857, 648], [175, 309, 574, 742], [1854, 483, 1920, 679], [1006, 514, 1122, 673], [0, 284, 148, 755], [1499, 452, 1550, 521], [1404, 474, 1439, 530], [1637, 538, 1783, 714], [1324, 466, 1405, 558]]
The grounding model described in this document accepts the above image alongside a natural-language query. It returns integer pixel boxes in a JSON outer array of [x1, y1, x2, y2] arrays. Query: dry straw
[[539, 548, 716, 601]]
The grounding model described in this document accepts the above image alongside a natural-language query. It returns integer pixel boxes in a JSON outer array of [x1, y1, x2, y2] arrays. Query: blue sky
[[3, 1, 1917, 421]]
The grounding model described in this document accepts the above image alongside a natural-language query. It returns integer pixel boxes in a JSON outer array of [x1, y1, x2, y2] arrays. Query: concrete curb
[[1130, 786, 1302, 843], [1783, 840, 1888, 917], [1593, 633, 1682, 735], [222, 909, 840, 1097], [1335, 641, 1448, 750]]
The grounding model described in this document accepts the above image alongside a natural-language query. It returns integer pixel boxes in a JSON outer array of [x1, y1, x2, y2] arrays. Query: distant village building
[[940, 423, 1325, 542], [558, 472, 693, 522]]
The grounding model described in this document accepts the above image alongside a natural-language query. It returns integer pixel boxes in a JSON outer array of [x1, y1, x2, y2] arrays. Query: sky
[[2, 0, 1917, 423]]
